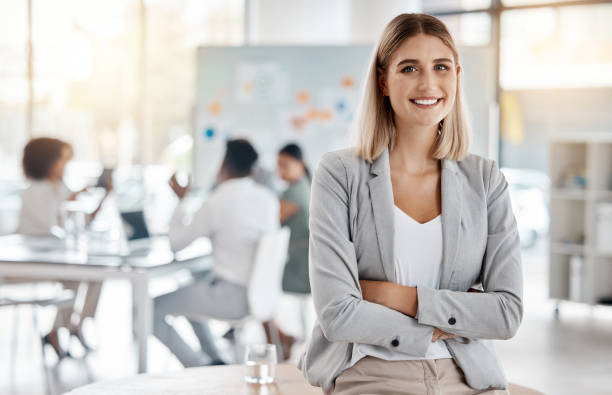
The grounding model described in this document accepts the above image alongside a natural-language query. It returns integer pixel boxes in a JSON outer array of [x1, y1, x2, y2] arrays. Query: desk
[[0, 234, 211, 373], [65, 363, 323, 395], [61, 363, 543, 395]]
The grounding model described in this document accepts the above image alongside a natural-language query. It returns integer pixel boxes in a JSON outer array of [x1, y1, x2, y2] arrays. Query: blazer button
[[448, 317, 456, 325], [391, 338, 400, 347]]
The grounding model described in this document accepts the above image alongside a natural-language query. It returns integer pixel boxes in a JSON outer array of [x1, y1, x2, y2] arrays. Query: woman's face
[[49, 146, 72, 181], [277, 153, 304, 183], [380, 33, 460, 130]]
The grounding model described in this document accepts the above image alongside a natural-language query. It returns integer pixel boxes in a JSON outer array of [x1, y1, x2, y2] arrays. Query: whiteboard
[[193, 45, 372, 188]]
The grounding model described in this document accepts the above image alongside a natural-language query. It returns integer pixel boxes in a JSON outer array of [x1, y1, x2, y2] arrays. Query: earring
[[437, 121, 443, 136]]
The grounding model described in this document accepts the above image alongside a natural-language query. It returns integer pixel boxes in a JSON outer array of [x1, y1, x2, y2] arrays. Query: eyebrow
[[397, 58, 453, 66]]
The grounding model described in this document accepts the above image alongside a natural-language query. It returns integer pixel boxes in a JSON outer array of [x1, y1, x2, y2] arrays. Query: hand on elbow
[[432, 327, 457, 342]]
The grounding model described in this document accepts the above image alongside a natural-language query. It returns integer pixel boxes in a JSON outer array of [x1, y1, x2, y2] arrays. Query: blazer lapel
[[368, 149, 396, 281], [440, 159, 463, 289]]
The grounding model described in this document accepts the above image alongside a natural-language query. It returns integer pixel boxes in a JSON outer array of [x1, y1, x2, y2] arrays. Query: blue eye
[[435, 64, 449, 71], [402, 65, 417, 73]]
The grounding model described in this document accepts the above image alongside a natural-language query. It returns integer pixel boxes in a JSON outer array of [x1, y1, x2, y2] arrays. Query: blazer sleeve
[[310, 152, 434, 356], [416, 160, 524, 340]]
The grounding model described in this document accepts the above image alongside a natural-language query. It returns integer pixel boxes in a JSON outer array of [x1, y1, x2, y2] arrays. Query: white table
[[63, 363, 543, 395], [65, 364, 323, 395], [0, 234, 211, 373]]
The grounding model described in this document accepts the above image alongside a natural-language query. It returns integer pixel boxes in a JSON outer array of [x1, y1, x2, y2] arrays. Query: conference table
[[0, 233, 211, 373], [63, 363, 543, 395], [65, 363, 323, 395]]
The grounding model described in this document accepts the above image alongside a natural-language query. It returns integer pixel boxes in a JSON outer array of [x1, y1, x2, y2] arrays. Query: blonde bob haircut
[[354, 13, 471, 162]]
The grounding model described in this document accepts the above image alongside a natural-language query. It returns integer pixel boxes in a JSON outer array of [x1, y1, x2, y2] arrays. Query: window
[[31, 0, 140, 171], [143, 0, 244, 168], [500, 4, 612, 89], [439, 12, 492, 46], [423, 0, 491, 13], [23, 0, 244, 171], [0, 0, 27, 178]]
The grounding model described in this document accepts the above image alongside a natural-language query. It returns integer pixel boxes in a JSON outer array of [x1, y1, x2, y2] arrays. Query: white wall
[[247, 0, 421, 44], [347, 0, 421, 43]]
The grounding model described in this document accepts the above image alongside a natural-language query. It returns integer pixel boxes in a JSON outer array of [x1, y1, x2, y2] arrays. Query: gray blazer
[[299, 148, 523, 392]]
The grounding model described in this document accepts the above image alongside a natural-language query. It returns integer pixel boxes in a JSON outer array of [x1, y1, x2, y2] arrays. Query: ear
[[377, 67, 388, 96], [455, 63, 461, 77]]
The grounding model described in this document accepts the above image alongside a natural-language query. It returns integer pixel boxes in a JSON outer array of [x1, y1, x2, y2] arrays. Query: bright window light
[[501, 4, 612, 89]]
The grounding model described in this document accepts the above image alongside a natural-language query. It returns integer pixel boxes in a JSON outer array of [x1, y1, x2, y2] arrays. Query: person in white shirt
[[16, 137, 111, 357], [153, 139, 279, 366]]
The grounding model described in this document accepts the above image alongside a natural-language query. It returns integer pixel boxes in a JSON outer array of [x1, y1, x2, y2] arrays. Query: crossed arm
[[360, 280, 483, 342]]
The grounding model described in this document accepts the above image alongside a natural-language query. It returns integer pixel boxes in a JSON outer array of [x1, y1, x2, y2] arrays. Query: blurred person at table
[[263, 143, 311, 360], [154, 138, 279, 367], [16, 137, 112, 357]]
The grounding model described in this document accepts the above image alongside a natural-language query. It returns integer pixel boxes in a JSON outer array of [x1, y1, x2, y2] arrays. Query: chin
[[405, 116, 444, 129]]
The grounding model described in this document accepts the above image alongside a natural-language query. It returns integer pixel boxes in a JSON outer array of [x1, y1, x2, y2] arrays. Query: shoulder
[[319, 147, 365, 166], [455, 153, 494, 173], [22, 180, 51, 199], [295, 176, 312, 194], [453, 153, 506, 195], [252, 182, 280, 206], [283, 176, 309, 196], [59, 182, 72, 199], [316, 148, 369, 180], [212, 178, 273, 200]]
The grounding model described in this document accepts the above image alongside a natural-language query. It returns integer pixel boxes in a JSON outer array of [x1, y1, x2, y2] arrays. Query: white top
[[353, 205, 451, 363], [169, 177, 279, 286], [17, 180, 71, 236]]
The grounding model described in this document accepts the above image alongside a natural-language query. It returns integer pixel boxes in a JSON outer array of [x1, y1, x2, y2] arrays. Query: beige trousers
[[332, 356, 508, 395]]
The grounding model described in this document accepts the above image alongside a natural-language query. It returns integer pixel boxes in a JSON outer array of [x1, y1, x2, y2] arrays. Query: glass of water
[[244, 344, 277, 384], [60, 205, 87, 251]]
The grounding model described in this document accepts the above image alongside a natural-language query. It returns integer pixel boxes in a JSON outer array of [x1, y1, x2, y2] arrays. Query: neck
[[389, 119, 439, 175], [290, 171, 305, 184], [220, 173, 247, 183]]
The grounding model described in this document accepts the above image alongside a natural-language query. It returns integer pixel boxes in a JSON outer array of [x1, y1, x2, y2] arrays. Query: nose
[[416, 68, 436, 92]]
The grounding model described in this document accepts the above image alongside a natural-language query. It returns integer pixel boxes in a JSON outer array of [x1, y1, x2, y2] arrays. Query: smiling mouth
[[410, 98, 443, 108]]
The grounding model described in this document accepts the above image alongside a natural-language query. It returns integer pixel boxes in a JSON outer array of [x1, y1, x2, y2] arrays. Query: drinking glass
[[244, 344, 277, 384], [60, 206, 87, 251]]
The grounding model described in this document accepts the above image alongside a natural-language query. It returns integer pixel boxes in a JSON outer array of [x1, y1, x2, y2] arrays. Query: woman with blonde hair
[[299, 14, 522, 394]]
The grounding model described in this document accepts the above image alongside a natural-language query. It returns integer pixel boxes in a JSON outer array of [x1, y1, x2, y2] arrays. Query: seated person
[[16, 137, 111, 357], [277, 143, 311, 295], [264, 143, 312, 359], [153, 139, 279, 367]]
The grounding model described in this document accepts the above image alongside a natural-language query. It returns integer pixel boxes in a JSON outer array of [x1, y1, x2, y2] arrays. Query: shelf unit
[[549, 133, 612, 306]]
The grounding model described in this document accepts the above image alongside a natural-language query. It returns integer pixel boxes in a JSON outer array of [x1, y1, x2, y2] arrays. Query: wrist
[[173, 190, 185, 200], [409, 286, 418, 317]]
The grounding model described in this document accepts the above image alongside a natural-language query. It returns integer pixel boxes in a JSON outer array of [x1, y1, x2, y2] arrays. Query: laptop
[[119, 210, 154, 254]]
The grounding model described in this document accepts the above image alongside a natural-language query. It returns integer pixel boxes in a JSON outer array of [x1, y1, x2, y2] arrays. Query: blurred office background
[[1, 0, 611, 394]]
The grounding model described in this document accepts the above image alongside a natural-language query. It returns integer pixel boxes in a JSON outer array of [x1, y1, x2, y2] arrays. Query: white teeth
[[413, 99, 438, 105]]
